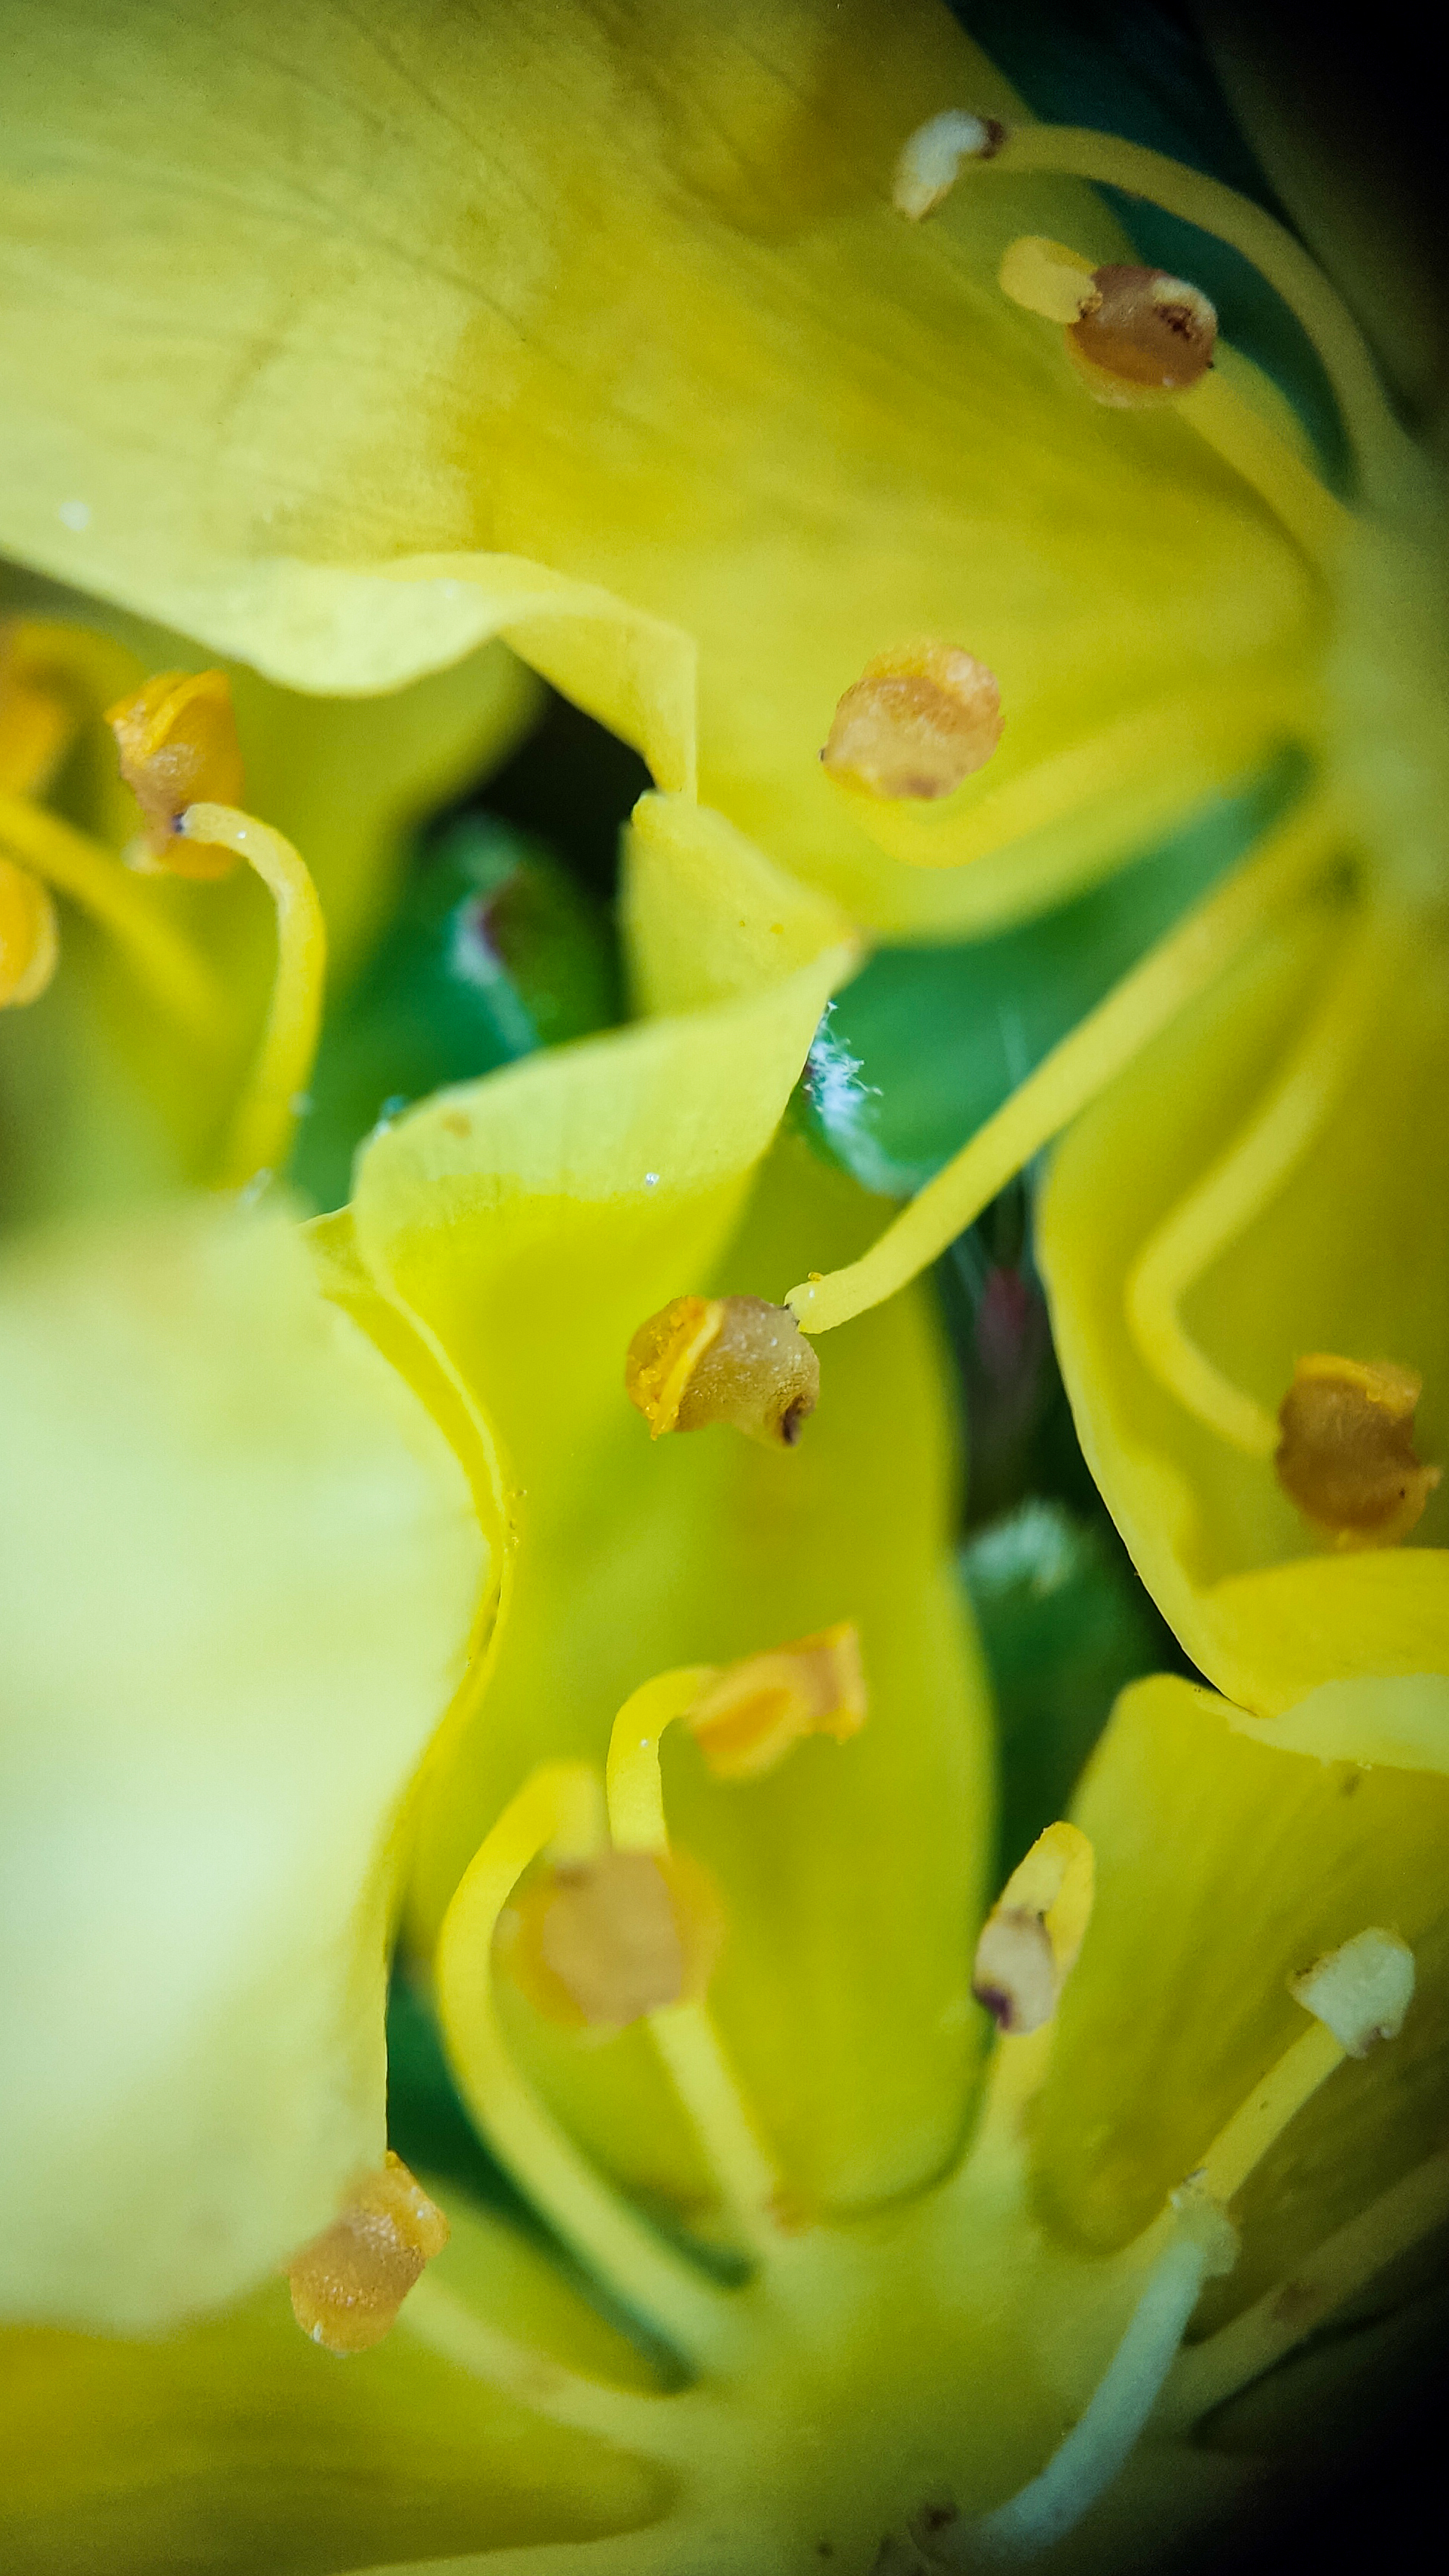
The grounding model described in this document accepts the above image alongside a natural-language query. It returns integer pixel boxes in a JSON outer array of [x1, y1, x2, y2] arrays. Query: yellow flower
[[0, 0, 1319, 938], [0, 4, 1446, 2568]]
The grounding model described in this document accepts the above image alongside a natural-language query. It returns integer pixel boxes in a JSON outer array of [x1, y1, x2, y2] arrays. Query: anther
[[0, 856, 59, 1008], [1065, 265, 1217, 403], [106, 669, 245, 878], [285, 2151, 449, 2357], [1291, 1928, 1415, 2057], [972, 1820, 1094, 2035], [685, 1621, 868, 1782], [501, 1846, 723, 2031], [1275, 1353, 1440, 1545], [821, 642, 1003, 802], [625, 1293, 820, 1446], [998, 236, 1103, 325], [892, 109, 1005, 220]]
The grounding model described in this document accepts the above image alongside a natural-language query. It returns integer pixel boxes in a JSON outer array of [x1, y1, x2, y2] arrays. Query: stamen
[[625, 1293, 819, 1446], [997, 235, 1101, 325], [1276, 1353, 1440, 1545], [1289, 1926, 1415, 2055], [285, 2151, 449, 2357], [891, 110, 1004, 221], [179, 802, 328, 1190], [1066, 266, 1217, 404], [106, 672, 326, 1187], [949, 2189, 1236, 2564], [996, 234, 1345, 565], [0, 791, 230, 1043], [604, 1655, 849, 2237], [912, 115, 1404, 490], [1197, 1926, 1414, 2209], [820, 643, 1004, 802], [685, 1622, 867, 1783], [435, 1760, 735, 2360], [106, 669, 245, 877], [1126, 921, 1383, 1457], [1159, 2140, 1449, 2437], [971, 1821, 1094, 2036], [787, 793, 1341, 1334], [500, 1845, 723, 2031], [0, 855, 59, 1008]]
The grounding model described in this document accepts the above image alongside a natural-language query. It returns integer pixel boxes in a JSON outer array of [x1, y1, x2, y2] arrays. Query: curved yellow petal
[[1037, 899, 1449, 1712], [0, 2258, 666, 2574], [0, 0, 1320, 936], [0, 575, 540, 1220], [0, 1202, 485, 2331], [341, 837, 987, 2209], [1033, 1675, 1449, 2307]]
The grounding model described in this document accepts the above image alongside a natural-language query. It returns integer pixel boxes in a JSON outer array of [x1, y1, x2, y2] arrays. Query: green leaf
[[961, 1498, 1183, 1881], [793, 757, 1303, 1197], [291, 815, 622, 1212]]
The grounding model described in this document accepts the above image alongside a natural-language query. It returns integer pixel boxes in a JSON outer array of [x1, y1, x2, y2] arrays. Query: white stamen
[[892, 111, 1001, 221], [1291, 1928, 1415, 2057], [937, 2192, 1236, 2563]]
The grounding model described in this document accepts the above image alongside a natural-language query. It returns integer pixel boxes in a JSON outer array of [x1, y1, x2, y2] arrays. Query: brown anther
[[1276, 1353, 1440, 1545], [971, 1820, 1094, 2038], [501, 1846, 723, 2031], [821, 641, 1002, 801], [285, 2151, 449, 2357], [1066, 265, 1217, 404], [625, 1293, 820, 1446], [0, 857, 59, 1008], [686, 1621, 868, 1783], [106, 669, 245, 878]]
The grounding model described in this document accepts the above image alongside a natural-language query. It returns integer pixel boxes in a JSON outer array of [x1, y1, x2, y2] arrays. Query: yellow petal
[[0, 1, 1319, 936], [1037, 901, 1449, 1713], [1032, 1674, 1449, 2311], [341, 833, 986, 2206], [0, 2249, 665, 2573], [0, 1202, 485, 2331]]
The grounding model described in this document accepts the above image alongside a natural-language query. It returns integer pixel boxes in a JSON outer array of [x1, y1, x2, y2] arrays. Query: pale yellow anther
[[821, 640, 1003, 802], [106, 669, 245, 878], [0, 856, 59, 1008], [1276, 1352, 1440, 1545], [1291, 1928, 1416, 2057], [685, 1620, 867, 1783], [625, 1292, 820, 1446], [972, 1820, 1094, 2035], [998, 236, 1103, 325], [500, 1845, 723, 2031], [1066, 265, 1217, 406], [285, 2151, 449, 2357]]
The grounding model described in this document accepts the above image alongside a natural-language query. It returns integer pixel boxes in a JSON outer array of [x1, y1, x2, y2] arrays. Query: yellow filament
[[1158, 2142, 1449, 2434], [976, 125, 1404, 492], [1126, 909, 1384, 1455], [0, 788, 229, 1044], [1176, 373, 1352, 572], [788, 793, 1344, 1333], [181, 801, 326, 1189], [607, 1673, 783, 2238], [1196, 2020, 1346, 2206], [885, 674, 1306, 875], [435, 1760, 734, 2363]]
